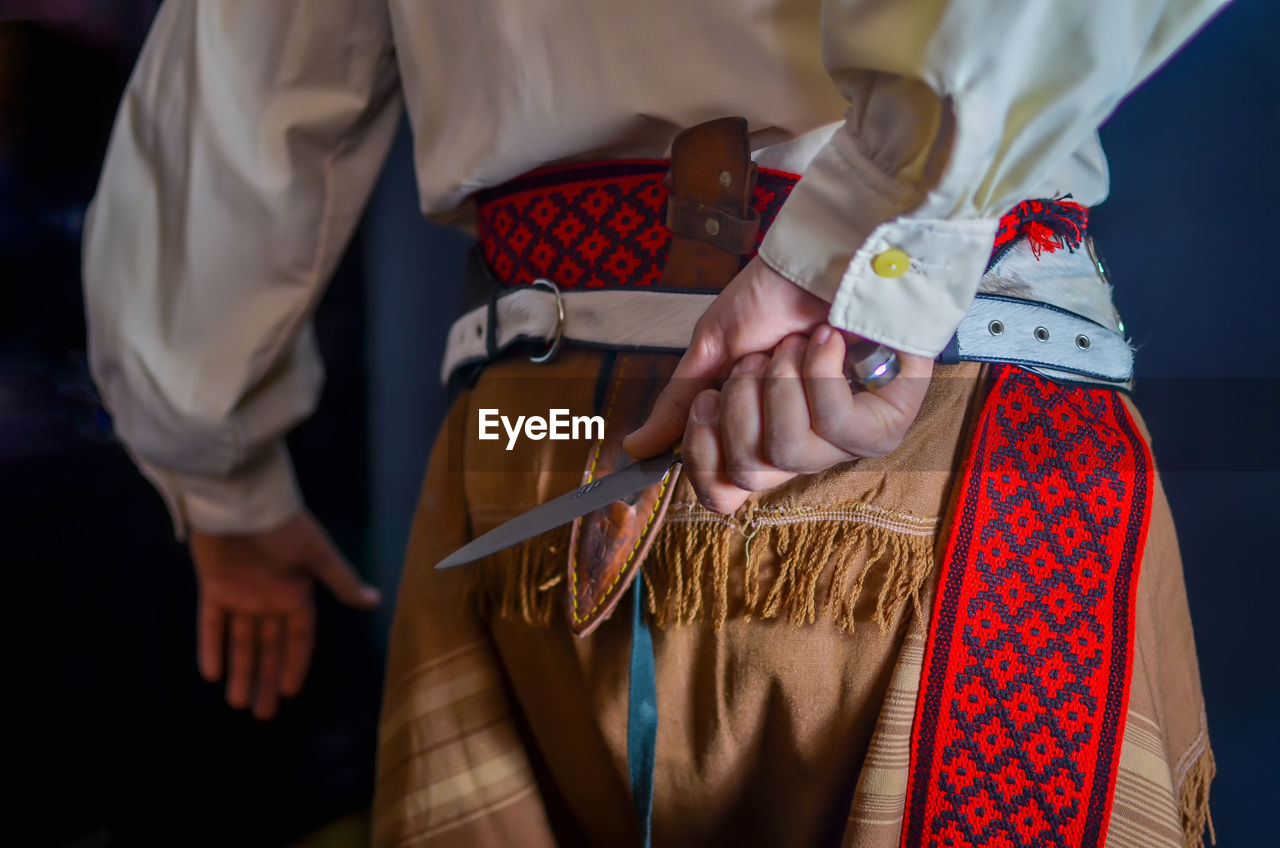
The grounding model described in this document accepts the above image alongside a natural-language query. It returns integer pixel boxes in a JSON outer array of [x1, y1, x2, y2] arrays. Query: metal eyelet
[[988, 320, 1005, 336], [529, 279, 565, 364], [1034, 327, 1050, 342], [1075, 334, 1091, 350]]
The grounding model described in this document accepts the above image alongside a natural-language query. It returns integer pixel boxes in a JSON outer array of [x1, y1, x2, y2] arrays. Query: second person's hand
[[190, 510, 381, 720]]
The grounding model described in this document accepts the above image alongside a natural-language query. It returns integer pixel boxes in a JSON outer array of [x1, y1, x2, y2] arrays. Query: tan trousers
[[372, 352, 1213, 848]]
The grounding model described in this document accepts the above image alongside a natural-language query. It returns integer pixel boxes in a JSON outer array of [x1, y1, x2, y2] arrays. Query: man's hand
[[190, 511, 380, 720], [624, 256, 830, 458], [678, 329, 933, 513], [623, 258, 934, 514]]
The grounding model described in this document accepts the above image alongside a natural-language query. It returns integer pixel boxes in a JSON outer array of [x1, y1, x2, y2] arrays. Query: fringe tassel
[[1180, 745, 1216, 848], [647, 514, 935, 632], [644, 518, 731, 628], [474, 511, 936, 635], [987, 197, 1089, 270], [737, 520, 934, 634], [474, 524, 571, 627]]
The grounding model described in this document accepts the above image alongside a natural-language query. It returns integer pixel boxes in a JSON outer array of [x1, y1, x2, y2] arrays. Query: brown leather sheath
[[566, 117, 761, 636]]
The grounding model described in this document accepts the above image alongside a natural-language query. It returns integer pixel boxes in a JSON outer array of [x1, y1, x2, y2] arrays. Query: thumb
[[623, 331, 728, 459], [305, 537, 381, 610]]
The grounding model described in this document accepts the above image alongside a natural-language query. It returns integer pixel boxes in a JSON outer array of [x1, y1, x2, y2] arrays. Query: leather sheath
[[566, 117, 759, 636]]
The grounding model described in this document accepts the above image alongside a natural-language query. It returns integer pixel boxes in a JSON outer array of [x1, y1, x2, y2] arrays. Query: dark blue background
[[1095, 1, 1280, 842]]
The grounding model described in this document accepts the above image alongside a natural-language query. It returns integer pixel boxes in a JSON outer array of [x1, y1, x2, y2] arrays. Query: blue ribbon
[[627, 570, 658, 847]]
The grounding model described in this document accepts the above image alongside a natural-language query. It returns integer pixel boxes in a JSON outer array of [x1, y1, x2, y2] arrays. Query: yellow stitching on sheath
[[570, 356, 627, 623], [578, 467, 671, 621]]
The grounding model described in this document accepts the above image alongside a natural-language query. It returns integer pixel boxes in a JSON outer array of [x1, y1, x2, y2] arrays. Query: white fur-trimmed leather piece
[[442, 241, 1134, 387], [441, 287, 716, 384], [441, 285, 1132, 387], [949, 295, 1133, 383]]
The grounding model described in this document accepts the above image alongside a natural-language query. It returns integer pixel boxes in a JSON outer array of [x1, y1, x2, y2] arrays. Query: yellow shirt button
[[871, 248, 910, 278]]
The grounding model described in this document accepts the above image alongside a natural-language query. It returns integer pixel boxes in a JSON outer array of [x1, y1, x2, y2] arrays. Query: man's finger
[[198, 595, 225, 682], [800, 328, 865, 451], [762, 334, 854, 473], [306, 535, 381, 610], [623, 324, 728, 460], [253, 617, 283, 720], [226, 614, 255, 710], [280, 604, 315, 698], [719, 353, 790, 492], [804, 329, 917, 458], [683, 389, 751, 514]]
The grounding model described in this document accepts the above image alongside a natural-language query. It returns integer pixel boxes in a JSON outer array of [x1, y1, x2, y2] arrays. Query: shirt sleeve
[[83, 0, 403, 537], [758, 0, 1228, 357]]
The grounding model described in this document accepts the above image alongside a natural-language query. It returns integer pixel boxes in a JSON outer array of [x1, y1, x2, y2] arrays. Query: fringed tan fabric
[[473, 498, 938, 636], [474, 524, 571, 628], [1179, 745, 1216, 848], [646, 503, 936, 632]]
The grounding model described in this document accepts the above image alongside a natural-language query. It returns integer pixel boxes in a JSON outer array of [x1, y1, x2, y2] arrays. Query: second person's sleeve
[[84, 0, 404, 537]]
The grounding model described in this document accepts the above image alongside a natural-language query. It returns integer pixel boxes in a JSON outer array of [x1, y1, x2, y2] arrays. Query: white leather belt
[[937, 295, 1133, 384], [442, 286, 718, 383], [441, 286, 1133, 388]]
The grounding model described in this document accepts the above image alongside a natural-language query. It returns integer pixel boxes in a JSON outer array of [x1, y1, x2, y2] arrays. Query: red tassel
[[1022, 220, 1062, 257]]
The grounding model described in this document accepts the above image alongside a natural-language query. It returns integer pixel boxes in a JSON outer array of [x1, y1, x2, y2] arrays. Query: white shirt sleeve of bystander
[[83, 0, 403, 538], [759, 0, 1229, 358]]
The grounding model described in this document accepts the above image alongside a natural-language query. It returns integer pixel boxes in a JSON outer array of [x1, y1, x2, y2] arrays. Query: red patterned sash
[[473, 160, 798, 289], [902, 365, 1153, 848], [472, 161, 1090, 290]]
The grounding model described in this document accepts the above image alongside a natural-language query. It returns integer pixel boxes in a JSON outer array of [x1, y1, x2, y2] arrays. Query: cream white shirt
[[83, 0, 1226, 536]]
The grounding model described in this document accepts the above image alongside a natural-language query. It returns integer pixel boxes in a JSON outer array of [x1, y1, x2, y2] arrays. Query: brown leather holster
[[566, 117, 760, 636]]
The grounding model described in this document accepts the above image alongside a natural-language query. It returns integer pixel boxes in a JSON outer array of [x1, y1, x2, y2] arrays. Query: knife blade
[[434, 449, 679, 569]]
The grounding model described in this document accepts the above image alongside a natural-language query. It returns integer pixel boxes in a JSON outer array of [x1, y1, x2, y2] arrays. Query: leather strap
[[627, 570, 658, 848], [665, 195, 760, 255], [566, 117, 758, 637], [655, 117, 757, 290]]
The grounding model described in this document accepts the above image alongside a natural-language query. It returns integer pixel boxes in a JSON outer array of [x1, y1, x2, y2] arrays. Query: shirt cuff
[[758, 129, 999, 358], [133, 440, 304, 540]]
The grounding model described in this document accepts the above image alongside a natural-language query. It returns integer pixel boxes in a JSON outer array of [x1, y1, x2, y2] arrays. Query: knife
[[433, 339, 898, 570], [435, 449, 680, 569]]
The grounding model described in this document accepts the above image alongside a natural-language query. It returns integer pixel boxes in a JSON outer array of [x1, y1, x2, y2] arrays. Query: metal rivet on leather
[[1034, 327, 1050, 342], [1076, 334, 1091, 350], [718, 170, 732, 188], [988, 320, 1004, 336], [705, 218, 720, 236]]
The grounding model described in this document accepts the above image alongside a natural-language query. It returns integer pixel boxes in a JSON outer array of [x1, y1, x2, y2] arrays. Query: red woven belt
[[473, 160, 1089, 289], [902, 365, 1151, 848], [474, 160, 799, 289]]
